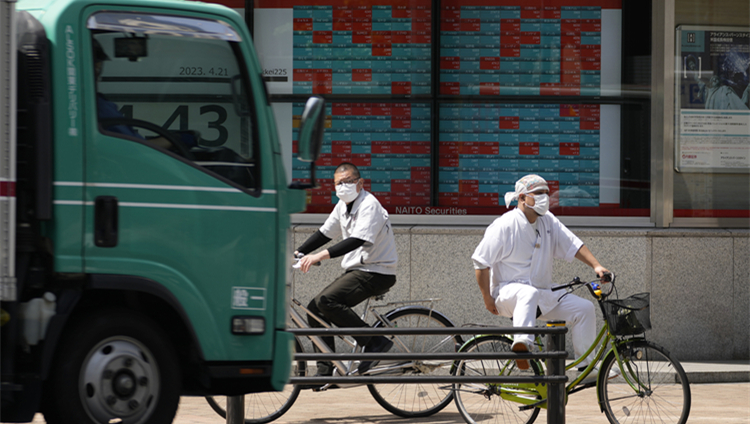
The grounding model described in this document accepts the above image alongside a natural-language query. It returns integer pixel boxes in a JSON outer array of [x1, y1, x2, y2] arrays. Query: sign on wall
[[675, 25, 750, 173]]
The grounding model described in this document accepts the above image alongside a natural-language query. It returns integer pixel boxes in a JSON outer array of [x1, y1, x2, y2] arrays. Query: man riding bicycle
[[472, 174, 615, 383], [295, 162, 397, 381]]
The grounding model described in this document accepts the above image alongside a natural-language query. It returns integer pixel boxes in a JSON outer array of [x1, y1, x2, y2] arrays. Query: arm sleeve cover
[[296, 230, 331, 255], [327, 237, 366, 258]]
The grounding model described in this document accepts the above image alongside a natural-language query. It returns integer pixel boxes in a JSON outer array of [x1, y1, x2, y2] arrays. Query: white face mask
[[335, 183, 359, 203], [527, 193, 549, 216]]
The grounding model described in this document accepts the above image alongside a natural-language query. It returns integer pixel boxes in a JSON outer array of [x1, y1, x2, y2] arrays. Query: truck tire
[[43, 309, 181, 424]]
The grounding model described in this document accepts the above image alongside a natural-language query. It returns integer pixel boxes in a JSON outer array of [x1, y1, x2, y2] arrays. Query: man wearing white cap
[[471, 174, 612, 383]]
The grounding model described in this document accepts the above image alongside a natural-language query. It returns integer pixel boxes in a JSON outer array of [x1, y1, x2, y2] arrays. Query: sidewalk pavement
[[559, 359, 750, 384], [17, 361, 750, 424], [678, 360, 750, 383]]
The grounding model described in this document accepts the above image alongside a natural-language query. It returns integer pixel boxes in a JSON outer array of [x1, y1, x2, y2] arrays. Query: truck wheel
[[43, 309, 181, 424]]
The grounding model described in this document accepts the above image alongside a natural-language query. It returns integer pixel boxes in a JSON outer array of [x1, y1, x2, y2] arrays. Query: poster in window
[[675, 25, 750, 173]]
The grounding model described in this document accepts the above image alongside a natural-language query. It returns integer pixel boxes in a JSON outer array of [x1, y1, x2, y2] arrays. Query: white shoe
[[579, 366, 621, 385]]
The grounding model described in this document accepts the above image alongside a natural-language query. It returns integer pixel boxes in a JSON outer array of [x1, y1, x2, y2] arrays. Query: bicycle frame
[[453, 276, 690, 424], [458, 322, 652, 414], [564, 324, 610, 389], [287, 297, 376, 376], [593, 335, 653, 409], [489, 308, 650, 410], [554, 276, 657, 397], [287, 296, 449, 380]]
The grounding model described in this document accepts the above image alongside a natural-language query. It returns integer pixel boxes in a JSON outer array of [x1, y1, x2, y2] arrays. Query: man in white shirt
[[296, 162, 397, 379], [472, 174, 610, 382]]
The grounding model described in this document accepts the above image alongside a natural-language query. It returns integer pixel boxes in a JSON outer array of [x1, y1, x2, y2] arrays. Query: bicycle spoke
[[367, 308, 461, 418], [453, 336, 542, 424], [600, 341, 691, 424]]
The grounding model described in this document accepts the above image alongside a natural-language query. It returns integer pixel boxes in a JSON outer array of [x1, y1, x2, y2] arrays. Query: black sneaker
[[357, 336, 394, 375], [299, 364, 334, 390], [299, 372, 340, 390]]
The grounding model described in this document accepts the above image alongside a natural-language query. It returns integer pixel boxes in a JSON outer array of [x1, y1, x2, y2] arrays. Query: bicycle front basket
[[603, 293, 651, 336]]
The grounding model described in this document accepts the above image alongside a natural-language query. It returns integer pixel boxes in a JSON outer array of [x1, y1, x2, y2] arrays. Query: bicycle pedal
[[519, 398, 548, 410], [578, 381, 597, 389], [312, 384, 339, 392]]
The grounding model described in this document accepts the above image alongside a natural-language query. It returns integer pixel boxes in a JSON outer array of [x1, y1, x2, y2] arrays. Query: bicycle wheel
[[367, 306, 463, 418], [205, 338, 306, 424], [453, 335, 543, 424], [599, 340, 691, 424]]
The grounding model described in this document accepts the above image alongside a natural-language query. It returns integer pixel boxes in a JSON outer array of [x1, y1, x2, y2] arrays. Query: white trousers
[[495, 282, 596, 367]]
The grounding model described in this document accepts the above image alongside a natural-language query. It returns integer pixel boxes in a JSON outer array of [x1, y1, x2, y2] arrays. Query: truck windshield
[[89, 12, 258, 191]]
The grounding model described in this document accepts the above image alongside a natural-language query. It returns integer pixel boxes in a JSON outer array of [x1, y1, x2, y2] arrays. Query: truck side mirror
[[296, 96, 324, 162], [230, 75, 251, 116], [290, 96, 325, 189]]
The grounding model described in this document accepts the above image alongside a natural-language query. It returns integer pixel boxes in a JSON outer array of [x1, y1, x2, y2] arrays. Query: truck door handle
[[95, 196, 118, 247]]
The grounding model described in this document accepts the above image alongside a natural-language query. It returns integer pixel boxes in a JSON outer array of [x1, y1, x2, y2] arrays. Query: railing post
[[546, 321, 566, 424], [226, 395, 244, 424]]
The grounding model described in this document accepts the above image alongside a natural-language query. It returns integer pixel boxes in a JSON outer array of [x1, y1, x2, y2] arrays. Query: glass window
[[243, 0, 652, 219], [90, 12, 259, 191], [672, 18, 750, 220], [435, 1, 648, 217], [439, 2, 621, 97], [292, 101, 431, 211], [254, 0, 432, 96], [438, 103, 621, 213]]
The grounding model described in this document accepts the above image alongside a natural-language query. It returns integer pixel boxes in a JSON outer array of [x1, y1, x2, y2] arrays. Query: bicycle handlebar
[[294, 252, 321, 268], [551, 272, 615, 299]]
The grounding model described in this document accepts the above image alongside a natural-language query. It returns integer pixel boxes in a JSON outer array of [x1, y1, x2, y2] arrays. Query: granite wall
[[292, 226, 749, 361]]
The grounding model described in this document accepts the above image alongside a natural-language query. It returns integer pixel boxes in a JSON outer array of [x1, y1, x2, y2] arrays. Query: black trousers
[[307, 270, 396, 373]]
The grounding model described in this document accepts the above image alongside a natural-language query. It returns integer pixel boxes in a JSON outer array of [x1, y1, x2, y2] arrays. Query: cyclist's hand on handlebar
[[295, 251, 327, 273], [296, 254, 316, 273], [594, 266, 611, 283]]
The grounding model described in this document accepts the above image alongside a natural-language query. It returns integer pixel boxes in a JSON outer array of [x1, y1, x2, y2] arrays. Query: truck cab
[[0, 0, 323, 422]]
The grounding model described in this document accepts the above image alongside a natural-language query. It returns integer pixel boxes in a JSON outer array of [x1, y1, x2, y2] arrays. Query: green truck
[[0, 0, 323, 422]]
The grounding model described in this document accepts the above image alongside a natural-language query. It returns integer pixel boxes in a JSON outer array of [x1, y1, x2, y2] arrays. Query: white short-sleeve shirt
[[471, 208, 582, 295], [319, 189, 397, 275]]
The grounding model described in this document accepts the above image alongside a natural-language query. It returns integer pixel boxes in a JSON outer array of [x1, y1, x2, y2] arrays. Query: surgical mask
[[527, 193, 549, 216], [336, 183, 359, 203]]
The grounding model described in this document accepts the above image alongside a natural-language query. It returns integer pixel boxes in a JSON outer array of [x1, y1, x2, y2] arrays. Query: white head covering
[[504, 174, 549, 207]]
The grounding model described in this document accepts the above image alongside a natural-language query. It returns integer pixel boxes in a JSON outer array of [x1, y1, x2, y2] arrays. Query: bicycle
[[206, 293, 463, 423], [451, 273, 691, 424]]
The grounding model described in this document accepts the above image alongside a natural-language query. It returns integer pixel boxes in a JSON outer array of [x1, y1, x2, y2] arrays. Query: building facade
[[213, 0, 749, 360]]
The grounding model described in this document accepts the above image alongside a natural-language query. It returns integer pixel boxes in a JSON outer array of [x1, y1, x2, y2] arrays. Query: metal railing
[[227, 322, 569, 424]]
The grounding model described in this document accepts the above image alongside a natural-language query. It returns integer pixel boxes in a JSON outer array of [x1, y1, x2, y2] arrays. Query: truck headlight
[[231, 316, 265, 335]]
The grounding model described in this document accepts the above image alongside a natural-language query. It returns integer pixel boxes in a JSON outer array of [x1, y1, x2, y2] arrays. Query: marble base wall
[[292, 226, 749, 361]]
